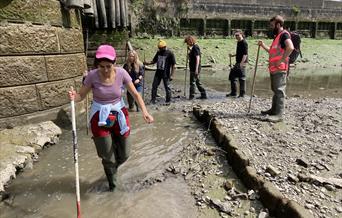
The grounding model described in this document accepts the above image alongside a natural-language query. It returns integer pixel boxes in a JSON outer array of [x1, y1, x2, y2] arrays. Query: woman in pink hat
[[68, 44, 154, 191]]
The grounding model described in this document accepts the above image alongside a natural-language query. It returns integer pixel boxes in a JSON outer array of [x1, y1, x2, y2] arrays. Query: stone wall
[[0, 0, 86, 129], [193, 0, 342, 9], [133, 0, 342, 37], [190, 1, 342, 21]]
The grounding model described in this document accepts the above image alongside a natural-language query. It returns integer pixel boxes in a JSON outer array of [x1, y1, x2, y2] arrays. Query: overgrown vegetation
[[292, 5, 301, 16], [130, 37, 342, 68]]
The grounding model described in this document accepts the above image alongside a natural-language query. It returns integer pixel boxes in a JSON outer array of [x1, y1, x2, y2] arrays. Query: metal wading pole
[[70, 87, 82, 218], [248, 45, 261, 113], [184, 47, 189, 97]]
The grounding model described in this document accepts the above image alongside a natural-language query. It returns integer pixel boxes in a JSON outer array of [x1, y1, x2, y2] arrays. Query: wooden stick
[[248, 45, 261, 113]]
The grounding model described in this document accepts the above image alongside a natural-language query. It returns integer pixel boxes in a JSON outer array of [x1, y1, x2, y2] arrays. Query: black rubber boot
[[261, 108, 275, 115], [239, 79, 246, 97], [104, 168, 116, 192], [227, 80, 237, 97]]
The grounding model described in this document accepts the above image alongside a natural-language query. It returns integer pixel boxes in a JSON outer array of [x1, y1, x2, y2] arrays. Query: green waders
[[93, 134, 130, 191], [270, 72, 286, 116], [261, 72, 287, 122]]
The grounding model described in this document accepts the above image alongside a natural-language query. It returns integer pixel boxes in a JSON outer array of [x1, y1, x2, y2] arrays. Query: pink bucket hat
[[95, 45, 116, 61]]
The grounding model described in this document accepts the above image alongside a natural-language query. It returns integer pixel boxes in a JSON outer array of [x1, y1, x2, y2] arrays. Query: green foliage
[[130, 37, 342, 68], [292, 5, 301, 16]]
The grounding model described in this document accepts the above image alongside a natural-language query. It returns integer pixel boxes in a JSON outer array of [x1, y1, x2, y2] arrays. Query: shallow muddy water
[[1, 64, 340, 218], [167, 66, 342, 99], [0, 112, 200, 218]]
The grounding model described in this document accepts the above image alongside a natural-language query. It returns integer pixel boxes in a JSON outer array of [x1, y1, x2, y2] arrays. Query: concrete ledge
[[193, 106, 313, 218], [259, 181, 285, 213], [0, 121, 62, 199], [278, 200, 313, 218], [242, 166, 264, 190]]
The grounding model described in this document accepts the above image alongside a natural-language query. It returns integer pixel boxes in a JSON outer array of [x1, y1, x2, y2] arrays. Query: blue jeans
[[127, 85, 142, 109]]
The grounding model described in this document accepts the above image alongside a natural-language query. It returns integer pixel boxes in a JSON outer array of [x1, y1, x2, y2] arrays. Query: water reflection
[[168, 66, 342, 98]]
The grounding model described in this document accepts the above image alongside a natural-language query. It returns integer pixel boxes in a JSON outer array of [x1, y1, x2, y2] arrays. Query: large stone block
[[0, 0, 40, 22], [0, 56, 47, 87], [40, 0, 63, 26], [58, 28, 84, 53], [0, 85, 41, 118], [69, 9, 82, 28], [259, 181, 284, 213], [36, 79, 76, 109], [45, 54, 86, 81], [0, 24, 59, 55]]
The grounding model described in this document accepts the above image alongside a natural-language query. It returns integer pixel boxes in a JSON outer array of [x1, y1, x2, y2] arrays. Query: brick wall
[[0, 0, 86, 129]]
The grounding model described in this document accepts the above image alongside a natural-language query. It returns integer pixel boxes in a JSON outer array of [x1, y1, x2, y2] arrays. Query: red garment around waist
[[90, 107, 130, 138]]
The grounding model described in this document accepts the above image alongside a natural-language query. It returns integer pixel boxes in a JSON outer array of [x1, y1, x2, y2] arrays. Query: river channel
[[0, 65, 340, 218]]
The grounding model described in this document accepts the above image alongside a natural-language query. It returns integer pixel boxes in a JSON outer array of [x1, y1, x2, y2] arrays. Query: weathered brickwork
[[0, 24, 59, 55], [46, 54, 86, 81], [0, 85, 41, 118], [0, 0, 86, 128], [36, 79, 77, 110], [0, 56, 47, 87], [58, 28, 84, 53]]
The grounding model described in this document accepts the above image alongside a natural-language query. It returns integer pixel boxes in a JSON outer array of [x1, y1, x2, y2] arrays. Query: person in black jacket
[[184, 35, 207, 100], [144, 40, 176, 105], [227, 29, 248, 98]]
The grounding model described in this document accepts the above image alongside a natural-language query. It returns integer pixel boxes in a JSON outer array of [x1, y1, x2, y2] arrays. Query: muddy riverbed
[[1, 58, 341, 218], [0, 106, 266, 217]]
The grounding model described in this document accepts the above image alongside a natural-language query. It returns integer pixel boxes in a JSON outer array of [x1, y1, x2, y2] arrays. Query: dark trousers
[[189, 72, 206, 98], [229, 65, 246, 96], [151, 73, 171, 102]]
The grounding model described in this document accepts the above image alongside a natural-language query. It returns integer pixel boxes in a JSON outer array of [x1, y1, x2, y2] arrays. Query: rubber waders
[[93, 136, 117, 191]]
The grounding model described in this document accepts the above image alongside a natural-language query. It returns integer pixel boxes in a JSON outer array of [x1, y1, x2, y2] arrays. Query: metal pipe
[[124, 0, 129, 27], [93, 0, 99, 28], [66, 0, 84, 9], [98, 0, 108, 28], [120, 0, 125, 27], [83, 0, 91, 9], [109, 0, 116, 28], [115, 0, 121, 26], [84, 0, 94, 16]]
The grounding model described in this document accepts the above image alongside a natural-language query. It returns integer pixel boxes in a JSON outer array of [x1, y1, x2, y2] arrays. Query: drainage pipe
[[84, 0, 94, 16], [66, 0, 84, 9], [98, 0, 107, 28], [120, 0, 126, 27], [109, 0, 116, 28], [93, 0, 99, 28], [115, 0, 121, 26]]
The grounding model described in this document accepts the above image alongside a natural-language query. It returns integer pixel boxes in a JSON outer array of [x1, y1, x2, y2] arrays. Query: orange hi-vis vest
[[268, 30, 289, 73]]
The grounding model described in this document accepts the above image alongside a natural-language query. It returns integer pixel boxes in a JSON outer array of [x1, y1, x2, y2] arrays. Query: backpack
[[289, 31, 302, 64]]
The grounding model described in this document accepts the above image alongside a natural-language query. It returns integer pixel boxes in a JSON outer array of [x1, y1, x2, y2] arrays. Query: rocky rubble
[[164, 126, 268, 217], [190, 97, 342, 217], [0, 121, 62, 200]]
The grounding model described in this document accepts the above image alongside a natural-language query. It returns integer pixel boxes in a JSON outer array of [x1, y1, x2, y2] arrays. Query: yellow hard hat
[[158, 40, 167, 48]]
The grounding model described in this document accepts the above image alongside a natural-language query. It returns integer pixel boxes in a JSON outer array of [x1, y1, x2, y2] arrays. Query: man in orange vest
[[258, 15, 294, 122]]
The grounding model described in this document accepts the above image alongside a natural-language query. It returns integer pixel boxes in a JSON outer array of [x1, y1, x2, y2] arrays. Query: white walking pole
[[70, 87, 82, 218]]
